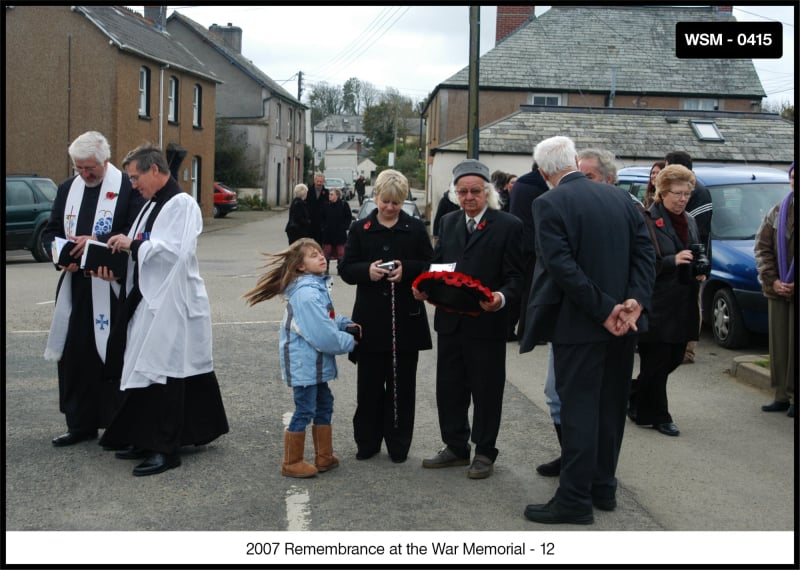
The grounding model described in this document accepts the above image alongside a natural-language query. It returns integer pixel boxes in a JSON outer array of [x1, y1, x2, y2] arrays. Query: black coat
[[339, 209, 433, 352], [285, 197, 311, 244], [432, 190, 460, 238], [305, 184, 330, 243], [321, 199, 351, 246], [638, 202, 702, 343]]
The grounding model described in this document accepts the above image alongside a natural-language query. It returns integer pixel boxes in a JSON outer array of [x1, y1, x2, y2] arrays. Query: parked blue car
[[618, 165, 791, 348]]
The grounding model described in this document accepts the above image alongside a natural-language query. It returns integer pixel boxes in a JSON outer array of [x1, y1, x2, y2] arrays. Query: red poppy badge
[[106, 192, 118, 200], [363, 220, 371, 230], [655, 218, 664, 228], [477, 220, 486, 231]]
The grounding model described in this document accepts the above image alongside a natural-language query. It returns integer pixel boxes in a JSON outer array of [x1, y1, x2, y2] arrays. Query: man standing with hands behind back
[[414, 158, 524, 480], [520, 136, 655, 524]]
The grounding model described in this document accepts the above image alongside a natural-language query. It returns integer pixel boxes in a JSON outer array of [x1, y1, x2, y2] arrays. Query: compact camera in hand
[[689, 243, 711, 277], [377, 261, 396, 271]]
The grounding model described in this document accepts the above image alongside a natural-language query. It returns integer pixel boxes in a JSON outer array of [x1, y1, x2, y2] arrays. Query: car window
[[30, 178, 57, 201], [708, 183, 790, 239], [6, 181, 36, 206]]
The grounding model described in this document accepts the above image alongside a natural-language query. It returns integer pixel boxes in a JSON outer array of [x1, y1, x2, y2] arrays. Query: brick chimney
[[209, 23, 243, 54], [143, 6, 166, 31], [496, 5, 534, 44]]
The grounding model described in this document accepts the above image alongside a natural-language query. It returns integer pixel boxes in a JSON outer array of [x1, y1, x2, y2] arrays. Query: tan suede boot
[[281, 430, 318, 478], [311, 424, 339, 472]]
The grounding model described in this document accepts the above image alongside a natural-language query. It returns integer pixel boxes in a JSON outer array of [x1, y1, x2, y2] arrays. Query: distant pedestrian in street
[[354, 174, 367, 206], [285, 184, 312, 245], [243, 238, 358, 477], [644, 161, 666, 209], [322, 188, 352, 273], [754, 162, 795, 418], [306, 173, 330, 245]]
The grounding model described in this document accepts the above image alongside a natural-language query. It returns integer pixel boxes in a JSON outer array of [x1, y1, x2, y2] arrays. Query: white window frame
[[531, 93, 561, 106], [192, 85, 201, 127], [138, 67, 149, 116], [191, 156, 199, 200], [168, 76, 178, 122], [682, 98, 718, 111]]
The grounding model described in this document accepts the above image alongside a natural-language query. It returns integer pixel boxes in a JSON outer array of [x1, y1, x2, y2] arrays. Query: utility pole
[[297, 71, 303, 101], [467, 6, 480, 159]]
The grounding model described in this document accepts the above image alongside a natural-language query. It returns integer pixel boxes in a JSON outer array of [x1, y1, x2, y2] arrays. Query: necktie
[[467, 218, 476, 234]]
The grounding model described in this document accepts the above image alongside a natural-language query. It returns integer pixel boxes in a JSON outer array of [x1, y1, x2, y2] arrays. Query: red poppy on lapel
[[655, 218, 664, 228], [106, 192, 118, 200], [363, 220, 371, 230], [477, 220, 486, 231], [329, 309, 335, 319]]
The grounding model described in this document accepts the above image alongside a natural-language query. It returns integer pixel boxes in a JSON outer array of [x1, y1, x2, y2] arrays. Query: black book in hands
[[80, 239, 128, 276], [51, 237, 81, 269]]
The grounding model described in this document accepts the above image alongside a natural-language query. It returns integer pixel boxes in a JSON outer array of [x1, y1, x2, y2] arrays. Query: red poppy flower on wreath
[[655, 218, 664, 227], [363, 220, 371, 230], [106, 191, 118, 200], [477, 220, 486, 231]]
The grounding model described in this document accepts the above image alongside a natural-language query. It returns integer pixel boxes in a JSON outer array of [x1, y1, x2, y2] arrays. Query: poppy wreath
[[412, 271, 493, 316]]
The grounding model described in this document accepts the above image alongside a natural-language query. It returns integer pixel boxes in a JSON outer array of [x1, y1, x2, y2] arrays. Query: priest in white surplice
[[98, 144, 229, 477], [43, 131, 145, 448]]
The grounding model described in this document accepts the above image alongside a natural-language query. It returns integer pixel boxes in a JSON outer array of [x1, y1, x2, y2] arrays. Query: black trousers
[[436, 333, 506, 461], [553, 336, 636, 511], [631, 341, 686, 425], [353, 351, 419, 459]]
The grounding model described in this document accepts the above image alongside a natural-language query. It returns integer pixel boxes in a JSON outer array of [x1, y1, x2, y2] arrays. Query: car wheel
[[711, 288, 749, 349], [32, 226, 50, 262], [213, 205, 221, 218]]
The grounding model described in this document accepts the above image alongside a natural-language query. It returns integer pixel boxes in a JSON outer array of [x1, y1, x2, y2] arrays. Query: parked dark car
[[350, 197, 426, 230], [324, 177, 354, 200], [213, 181, 238, 218], [618, 164, 791, 348], [5, 174, 58, 261]]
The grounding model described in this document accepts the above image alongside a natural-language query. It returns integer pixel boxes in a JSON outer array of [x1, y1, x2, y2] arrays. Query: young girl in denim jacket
[[243, 238, 359, 477]]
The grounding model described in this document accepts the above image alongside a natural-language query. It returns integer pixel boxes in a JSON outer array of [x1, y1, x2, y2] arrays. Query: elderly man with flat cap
[[413, 158, 524, 479]]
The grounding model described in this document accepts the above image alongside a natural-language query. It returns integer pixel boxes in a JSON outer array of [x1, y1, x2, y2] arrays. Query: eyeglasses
[[667, 190, 692, 199], [455, 188, 484, 197], [74, 164, 101, 173]]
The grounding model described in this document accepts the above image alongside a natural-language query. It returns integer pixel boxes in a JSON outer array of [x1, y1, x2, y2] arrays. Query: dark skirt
[[99, 371, 229, 454]]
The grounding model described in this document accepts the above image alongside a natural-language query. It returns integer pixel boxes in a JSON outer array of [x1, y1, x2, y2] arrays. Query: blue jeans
[[544, 343, 561, 425], [288, 383, 334, 432]]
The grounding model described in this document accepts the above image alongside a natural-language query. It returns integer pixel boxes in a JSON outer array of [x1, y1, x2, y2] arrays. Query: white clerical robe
[[121, 192, 213, 390]]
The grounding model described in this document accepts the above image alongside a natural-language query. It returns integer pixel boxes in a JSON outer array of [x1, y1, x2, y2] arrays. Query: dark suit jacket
[[519, 171, 656, 350], [432, 208, 524, 339], [508, 168, 548, 255]]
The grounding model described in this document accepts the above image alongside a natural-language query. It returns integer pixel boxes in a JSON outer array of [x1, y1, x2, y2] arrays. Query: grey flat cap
[[452, 159, 490, 183]]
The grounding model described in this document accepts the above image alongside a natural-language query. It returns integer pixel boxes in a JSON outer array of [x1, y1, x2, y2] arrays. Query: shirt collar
[[465, 206, 489, 224]]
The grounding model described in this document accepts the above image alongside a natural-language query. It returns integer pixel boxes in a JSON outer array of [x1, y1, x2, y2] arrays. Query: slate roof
[[435, 106, 795, 164], [314, 115, 364, 134], [74, 6, 218, 83], [442, 5, 765, 98], [168, 11, 302, 105]]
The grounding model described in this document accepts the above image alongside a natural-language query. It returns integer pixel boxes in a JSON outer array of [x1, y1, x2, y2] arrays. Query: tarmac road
[[4, 199, 796, 566]]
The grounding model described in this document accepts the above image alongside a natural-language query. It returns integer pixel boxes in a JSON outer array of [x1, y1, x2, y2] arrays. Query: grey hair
[[121, 143, 170, 174], [68, 131, 111, 165], [451, 178, 501, 210], [533, 136, 577, 177], [294, 184, 308, 198], [578, 147, 618, 184]]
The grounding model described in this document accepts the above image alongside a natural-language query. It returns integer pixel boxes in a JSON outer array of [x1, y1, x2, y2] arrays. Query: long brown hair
[[242, 238, 323, 306]]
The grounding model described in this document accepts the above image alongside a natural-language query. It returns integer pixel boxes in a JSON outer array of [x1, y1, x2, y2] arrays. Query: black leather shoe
[[524, 499, 594, 525], [115, 446, 149, 460], [787, 404, 795, 418], [132, 452, 181, 476], [356, 449, 378, 460], [51, 430, 97, 447], [536, 456, 561, 477], [592, 496, 617, 511], [762, 400, 790, 412], [390, 455, 408, 464], [654, 422, 680, 436]]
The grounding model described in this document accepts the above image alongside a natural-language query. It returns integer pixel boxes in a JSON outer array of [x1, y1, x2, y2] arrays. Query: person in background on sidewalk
[[520, 136, 655, 525], [754, 162, 795, 418], [243, 238, 357, 477], [321, 188, 352, 274], [285, 184, 311, 245], [664, 151, 712, 365], [306, 173, 330, 246], [644, 161, 666, 209], [432, 183, 461, 246], [414, 158, 523, 480], [354, 174, 367, 206], [43, 130, 145, 448]]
